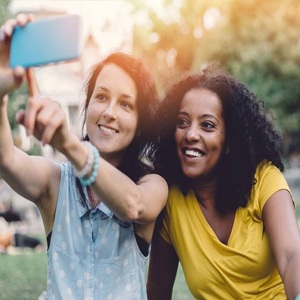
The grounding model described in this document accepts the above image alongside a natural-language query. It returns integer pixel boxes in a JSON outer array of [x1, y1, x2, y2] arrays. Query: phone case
[[10, 14, 83, 68]]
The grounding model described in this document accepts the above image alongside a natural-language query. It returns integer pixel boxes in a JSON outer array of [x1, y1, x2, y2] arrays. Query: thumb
[[15, 109, 25, 125]]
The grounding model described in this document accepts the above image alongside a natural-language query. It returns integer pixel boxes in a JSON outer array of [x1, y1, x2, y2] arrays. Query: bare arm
[[0, 96, 60, 235], [147, 230, 179, 299], [0, 97, 60, 203], [0, 16, 60, 234], [17, 95, 168, 240], [60, 138, 168, 242], [0, 14, 168, 240], [263, 189, 300, 299]]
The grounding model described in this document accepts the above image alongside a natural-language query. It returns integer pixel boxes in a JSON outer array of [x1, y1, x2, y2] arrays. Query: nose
[[103, 102, 117, 120], [185, 124, 200, 143]]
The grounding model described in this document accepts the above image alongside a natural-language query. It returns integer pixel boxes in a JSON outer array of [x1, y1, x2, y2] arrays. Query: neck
[[191, 177, 218, 208], [100, 152, 124, 168]]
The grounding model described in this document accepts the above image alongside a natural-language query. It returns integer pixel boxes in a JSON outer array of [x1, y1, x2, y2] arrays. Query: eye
[[95, 93, 107, 102], [176, 117, 189, 128], [202, 121, 215, 130], [120, 100, 133, 110]]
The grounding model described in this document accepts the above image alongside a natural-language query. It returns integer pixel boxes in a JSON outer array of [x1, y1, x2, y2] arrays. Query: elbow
[[120, 193, 143, 222]]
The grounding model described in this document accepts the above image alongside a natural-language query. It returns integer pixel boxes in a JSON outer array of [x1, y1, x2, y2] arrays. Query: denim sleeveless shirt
[[46, 162, 148, 300]]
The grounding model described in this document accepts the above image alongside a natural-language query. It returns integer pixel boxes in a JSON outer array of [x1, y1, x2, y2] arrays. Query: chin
[[182, 170, 200, 179]]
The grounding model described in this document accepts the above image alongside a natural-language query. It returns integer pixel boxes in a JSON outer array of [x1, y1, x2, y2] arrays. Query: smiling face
[[86, 63, 138, 166], [175, 88, 227, 182]]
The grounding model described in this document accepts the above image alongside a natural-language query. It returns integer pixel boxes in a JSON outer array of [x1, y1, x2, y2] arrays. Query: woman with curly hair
[[147, 64, 300, 299]]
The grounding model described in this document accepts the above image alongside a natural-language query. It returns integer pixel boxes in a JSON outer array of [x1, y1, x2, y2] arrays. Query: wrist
[[56, 134, 81, 157], [73, 141, 94, 178], [72, 141, 100, 187], [0, 95, 8, 105]]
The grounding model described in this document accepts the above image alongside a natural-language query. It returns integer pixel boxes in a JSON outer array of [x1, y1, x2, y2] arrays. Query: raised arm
[[56, 137, 168, 242], [263, 189, 300, 299], [0, 16, 60, 233], [0, 14, 168, 241]]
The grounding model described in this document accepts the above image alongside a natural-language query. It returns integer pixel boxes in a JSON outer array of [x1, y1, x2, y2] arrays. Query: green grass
[[0, 252, 47, 300], [0, 206, 298, 300], [0, 252, 192, 300]]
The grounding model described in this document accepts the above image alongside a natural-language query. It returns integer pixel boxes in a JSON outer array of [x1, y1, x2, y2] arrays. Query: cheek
[[85, 105, 95, 121], [127, 113, 139, 134], [213, 135, 226, 156]]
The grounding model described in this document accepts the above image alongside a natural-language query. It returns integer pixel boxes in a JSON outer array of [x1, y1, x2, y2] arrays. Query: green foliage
[[196, 0, 300, 132], [0, 0, 11, 24], [131, 0, 300, 155]]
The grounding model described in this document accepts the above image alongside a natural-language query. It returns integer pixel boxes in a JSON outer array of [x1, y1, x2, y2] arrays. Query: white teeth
[[185, 149, 203, 157], [100, 125, 117, 133]]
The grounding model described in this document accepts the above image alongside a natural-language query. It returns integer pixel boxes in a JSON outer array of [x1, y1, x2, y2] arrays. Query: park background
[[0, 0, 299, 299]]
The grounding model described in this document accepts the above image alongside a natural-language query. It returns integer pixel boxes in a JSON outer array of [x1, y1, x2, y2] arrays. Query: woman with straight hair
[[0, 15, 167, 300]]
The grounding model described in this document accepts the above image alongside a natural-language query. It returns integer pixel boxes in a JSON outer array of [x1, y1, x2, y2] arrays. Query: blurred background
[[0, 0, 299, 225], [0, 0, 300, 300], [0, 0, 299, 298], [0, 0, 300, 240]]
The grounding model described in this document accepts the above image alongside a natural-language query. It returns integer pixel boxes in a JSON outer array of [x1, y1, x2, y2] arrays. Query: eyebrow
[[178, 111, 221, 124], [94, 86, 135, 100]]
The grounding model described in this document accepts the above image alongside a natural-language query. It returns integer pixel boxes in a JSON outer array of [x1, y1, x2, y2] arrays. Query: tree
[[0, 0, 11, 24], [131, 0, 300, 158]]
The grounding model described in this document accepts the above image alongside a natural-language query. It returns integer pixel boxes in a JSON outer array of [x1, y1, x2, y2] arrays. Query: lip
[[181, 147, 205, 158], [98, 124, 119, 134]]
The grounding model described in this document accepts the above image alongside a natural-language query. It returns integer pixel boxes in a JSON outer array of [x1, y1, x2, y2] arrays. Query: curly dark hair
[[154, 63, 284, 213]]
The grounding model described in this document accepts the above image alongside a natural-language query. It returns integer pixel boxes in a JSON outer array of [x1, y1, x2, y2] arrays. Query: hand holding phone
[[10, 14, 83, 68]]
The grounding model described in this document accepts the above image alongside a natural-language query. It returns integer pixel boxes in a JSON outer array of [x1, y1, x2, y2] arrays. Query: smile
[[99, 125, 118, 134], [184, 149, 204, 157]]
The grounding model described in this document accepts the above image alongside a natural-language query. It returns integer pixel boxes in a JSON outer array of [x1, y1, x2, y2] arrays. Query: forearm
[[147, 281, 173, 300], [61, 138, 143, 221], [282, 253, 300, 300], [93, 158, 143, 220], [0, 96, 58, 203], [0, 96, 17, 170]]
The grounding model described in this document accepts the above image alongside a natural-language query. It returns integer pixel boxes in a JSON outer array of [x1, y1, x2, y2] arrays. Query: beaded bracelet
[[73, 141, 94, 178], [79, 145, 100, 187]]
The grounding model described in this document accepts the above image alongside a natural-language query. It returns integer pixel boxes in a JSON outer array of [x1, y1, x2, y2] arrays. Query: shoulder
[[251, 160, 290, 209], [164, 185, 186, 209], [255, 160, 287, 184], [138, 172, 168, 193]]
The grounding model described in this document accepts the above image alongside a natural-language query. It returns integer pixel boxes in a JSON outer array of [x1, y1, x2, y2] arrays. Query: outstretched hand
[[0, 14, 34, 99], [16, 96, 70, 150]]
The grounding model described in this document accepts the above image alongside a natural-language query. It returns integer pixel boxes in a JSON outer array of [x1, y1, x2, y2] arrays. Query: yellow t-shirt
[[160, 162, 292, 300]]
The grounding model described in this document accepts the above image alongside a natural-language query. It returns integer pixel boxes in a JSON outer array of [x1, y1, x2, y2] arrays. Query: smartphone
[[10, 14, 83, 68]]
